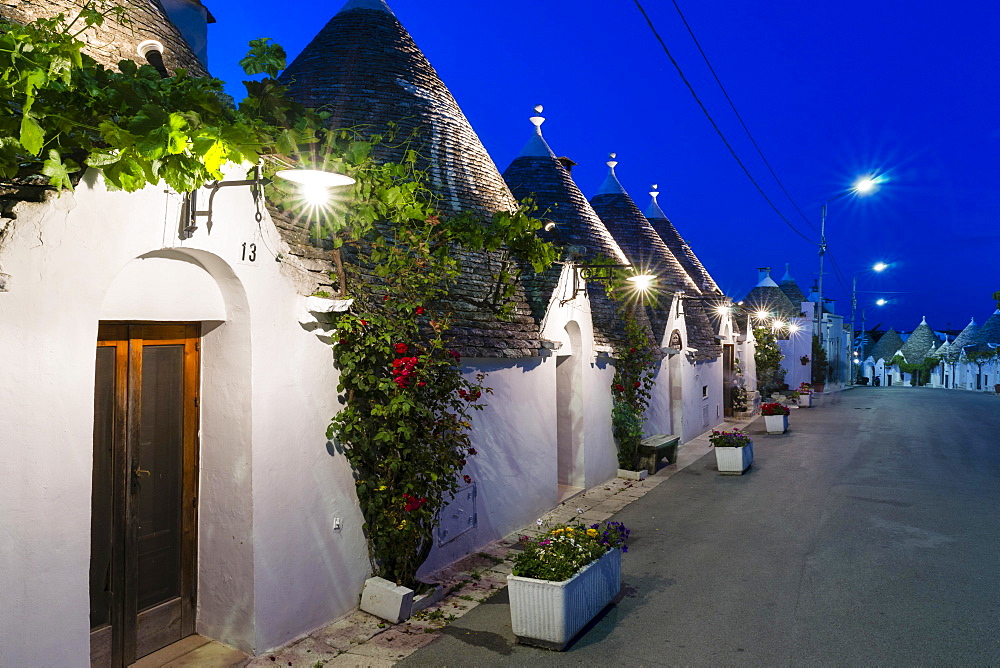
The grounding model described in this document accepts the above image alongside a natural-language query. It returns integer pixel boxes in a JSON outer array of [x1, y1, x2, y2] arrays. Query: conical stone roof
[[973, 310, 1000, 347], [870, 328, 904, 363], [778, 264, 808, 310], [502, 111, 644, 349], [0, 0, 208, 76], [644, 186, 721, 296], [279, 0, 516, 216], [590, 157, 716, 357], [742, 269, 799, 321], [899, 317, 941, 364], [272, 0, 539, 358], [945, 317, 981, 360]]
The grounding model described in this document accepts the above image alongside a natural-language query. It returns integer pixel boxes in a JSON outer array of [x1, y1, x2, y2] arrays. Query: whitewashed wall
[[0, 169, 371, 661], [776, 317, 812, 391]]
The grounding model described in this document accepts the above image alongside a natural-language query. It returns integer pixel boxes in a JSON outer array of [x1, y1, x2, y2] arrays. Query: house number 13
[[241, 242, 257, 262]]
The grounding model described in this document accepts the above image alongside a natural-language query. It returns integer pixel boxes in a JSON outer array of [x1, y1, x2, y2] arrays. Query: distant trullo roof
[[279, 0, 516, 216], [973, 310, 1000, 347], [643, 186, 722, 296], [742, 268, 799, 320], [778, 263, 808, 310], [501, 109, 649, 349], [274, 0, 539, 357], [590, 157, 719, 358], [0, 0, 208, 76], [870, 328, 904, 363], [899, 316, 941, 364], [943, 317, 981, 360]]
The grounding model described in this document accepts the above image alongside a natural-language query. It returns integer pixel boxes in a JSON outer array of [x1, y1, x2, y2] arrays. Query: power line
[[631, 0, 818, 246], [668, 0, 818, 233]]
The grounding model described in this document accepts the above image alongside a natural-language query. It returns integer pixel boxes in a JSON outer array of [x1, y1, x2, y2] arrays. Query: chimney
[[159, 0, 216, 68], [757, 267, 771, 283], [556, 156, 577, 173]]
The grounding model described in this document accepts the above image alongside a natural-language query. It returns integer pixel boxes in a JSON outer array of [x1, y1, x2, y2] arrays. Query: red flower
[[395, 343, 408, 354], [460, 459, 467, 466], [448, 350, 461, 363], [615, 384, 625, 392], [416, 307, 426, 315], [463, 475, 472, 484], [383, 295, 389, 302], [418, 381, 426, 387], [359, 319, 368, 327], [634, 381, 641, 388], [468, 448, 477, 456], [630, 347, 636, 354], [339, 338, 347, 345]]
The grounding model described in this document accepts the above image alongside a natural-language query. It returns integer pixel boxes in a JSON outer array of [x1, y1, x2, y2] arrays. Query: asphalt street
[[400, 387, 1000, 667]]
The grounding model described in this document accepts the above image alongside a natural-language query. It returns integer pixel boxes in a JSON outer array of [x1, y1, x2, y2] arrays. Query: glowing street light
[[816, 174, 884, 349], [851, 261, 892, 384], [876, 298, 887, 306]]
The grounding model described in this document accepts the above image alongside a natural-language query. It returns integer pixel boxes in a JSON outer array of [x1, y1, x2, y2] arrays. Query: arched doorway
[[91, 250, 251, 665]]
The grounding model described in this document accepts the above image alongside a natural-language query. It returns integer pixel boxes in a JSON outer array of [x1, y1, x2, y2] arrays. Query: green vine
[[607, 296, 658, 471], [322, 143, 556, 587], [754, 326, 785, 394]]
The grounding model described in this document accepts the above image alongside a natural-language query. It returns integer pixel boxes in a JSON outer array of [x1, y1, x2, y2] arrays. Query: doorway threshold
[[557, 484, 584, 503], [130, 635, 248, 668]]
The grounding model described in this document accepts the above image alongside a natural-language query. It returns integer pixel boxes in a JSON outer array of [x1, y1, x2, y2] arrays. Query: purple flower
[[539, 540, 551, 546]]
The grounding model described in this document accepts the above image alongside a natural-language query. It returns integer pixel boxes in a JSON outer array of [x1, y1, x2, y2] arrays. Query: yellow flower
[[377, 485, 387, 491], [587, 528, 598, 537], [397, 520, 407, 530], [566, 527, 574, 533]]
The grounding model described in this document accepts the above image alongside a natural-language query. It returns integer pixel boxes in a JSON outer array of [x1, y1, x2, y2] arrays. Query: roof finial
[[921, 315, 927, 325], [607, 153, 618, 170], [782, 263, 794, 282], [529, 105, 545, 134], [649, 184, 660, 202]]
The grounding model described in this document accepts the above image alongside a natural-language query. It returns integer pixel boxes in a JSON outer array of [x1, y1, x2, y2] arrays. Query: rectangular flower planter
[[797, 394, 813, 408], [764, 414, 788, 434], [714, 441, 753, 475], [508, 548, 621, 650]]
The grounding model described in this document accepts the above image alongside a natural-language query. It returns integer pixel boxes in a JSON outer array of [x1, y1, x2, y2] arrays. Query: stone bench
[[637, 434, 680, 474]]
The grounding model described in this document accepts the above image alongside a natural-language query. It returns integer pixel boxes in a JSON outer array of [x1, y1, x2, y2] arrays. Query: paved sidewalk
[[247, 418, 753, 666]]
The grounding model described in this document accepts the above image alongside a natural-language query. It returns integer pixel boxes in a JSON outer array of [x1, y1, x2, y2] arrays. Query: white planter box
[[714, 442, 753, 475], [508, 548, 621, 650], [764, 414, 788, 434], [797, 394, 813, 407]]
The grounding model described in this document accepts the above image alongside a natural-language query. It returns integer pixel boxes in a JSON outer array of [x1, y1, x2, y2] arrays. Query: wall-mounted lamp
[[137, 40, 169, 78], [559, 262, 657, 304], [184, 166, 355, 238]]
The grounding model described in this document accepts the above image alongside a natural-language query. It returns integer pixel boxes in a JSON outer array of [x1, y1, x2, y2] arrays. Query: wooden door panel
[[90, 324, 200, 667]]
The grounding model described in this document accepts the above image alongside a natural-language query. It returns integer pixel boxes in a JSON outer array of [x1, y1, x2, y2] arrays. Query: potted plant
[[709, 429, 754, 475], [508, 520, 630, 650], [761, 402, 790, 434], [796, 382, 813, 407]]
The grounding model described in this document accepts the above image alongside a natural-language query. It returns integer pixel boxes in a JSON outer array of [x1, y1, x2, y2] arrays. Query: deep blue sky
[[205, 0, 999, 334]]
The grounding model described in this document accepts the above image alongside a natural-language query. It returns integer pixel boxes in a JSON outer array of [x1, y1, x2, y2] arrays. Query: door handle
[[134, 468, 151, 479]]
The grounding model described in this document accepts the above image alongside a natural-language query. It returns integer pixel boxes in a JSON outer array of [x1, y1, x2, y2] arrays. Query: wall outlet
[[333, 518, 342, 531]]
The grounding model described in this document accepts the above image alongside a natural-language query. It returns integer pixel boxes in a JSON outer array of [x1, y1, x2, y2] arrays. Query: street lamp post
[[815, 176, 880, 351], [850, 262, 889, 383]]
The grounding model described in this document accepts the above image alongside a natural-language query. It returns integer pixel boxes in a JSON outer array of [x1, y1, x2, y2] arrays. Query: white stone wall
[[0, 169, 371, 660]]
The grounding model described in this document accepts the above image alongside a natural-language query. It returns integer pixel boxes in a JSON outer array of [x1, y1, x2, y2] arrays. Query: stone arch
[[97, 248, 255, 652]]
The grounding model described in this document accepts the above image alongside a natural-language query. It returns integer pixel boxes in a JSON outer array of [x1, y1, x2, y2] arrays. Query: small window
[[702, 385, 708, 398]]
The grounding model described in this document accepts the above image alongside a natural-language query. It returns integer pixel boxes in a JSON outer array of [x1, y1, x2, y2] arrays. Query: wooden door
[[90, 324, 200, 667]]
